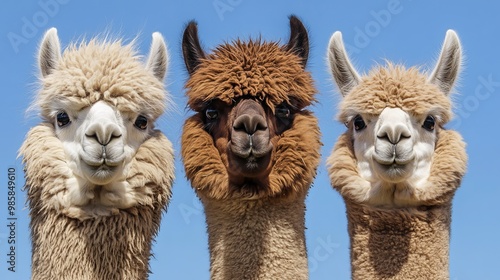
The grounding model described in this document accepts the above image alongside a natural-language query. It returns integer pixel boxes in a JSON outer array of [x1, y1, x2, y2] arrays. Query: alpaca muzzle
[[228, 99, 273, 176]]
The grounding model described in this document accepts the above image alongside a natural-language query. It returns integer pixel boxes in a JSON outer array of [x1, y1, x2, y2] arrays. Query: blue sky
[[1, 1, 499, 279]]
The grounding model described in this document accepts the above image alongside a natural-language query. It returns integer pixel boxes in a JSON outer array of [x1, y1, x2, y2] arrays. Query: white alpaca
[[20, 28, 174, 279], [327, 30, 467, 279]]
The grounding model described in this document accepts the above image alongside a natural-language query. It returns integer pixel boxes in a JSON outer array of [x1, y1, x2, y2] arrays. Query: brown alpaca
[[326, 30, 467, 279], [181, 16, 321, 279], [20, 28, 174, 279]]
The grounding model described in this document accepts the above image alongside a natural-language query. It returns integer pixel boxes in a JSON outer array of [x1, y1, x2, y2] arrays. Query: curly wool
[[34, 38, 166, 120], [181, 33, 321, 279], [338, 64, 453, 125], [185, 40, 316, 112], [21, 123, 174, 279], [328, 117, 467, 206], [182, 40, 320, 200], [328, 123, 467, 280], [182, 111, 321, 200]]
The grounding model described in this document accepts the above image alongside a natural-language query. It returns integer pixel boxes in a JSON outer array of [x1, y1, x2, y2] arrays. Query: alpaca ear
[[327, 31, 361, 97], [286, 15, 309, 68], [39, 27, 61, 78], [182, 21, 206, 75], [428, 30, 462, 95], [146, 32, 169, 81]]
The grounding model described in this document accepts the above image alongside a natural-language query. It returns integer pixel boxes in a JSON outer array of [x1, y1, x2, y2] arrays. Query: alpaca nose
[[85, 122, 122, 146], [377, 123, 411, 144], [233, 114, 268, 135]]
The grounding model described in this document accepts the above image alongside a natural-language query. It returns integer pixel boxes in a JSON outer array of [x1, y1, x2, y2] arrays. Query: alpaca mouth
[[80, 148, 125, 168], [79, 163, 119, 185], [372, 159, 412, 182], [80, 152, 125, 184], [373, 152, 414, 166], [230, 142, 273, 159], [228, 147, 272, 177]]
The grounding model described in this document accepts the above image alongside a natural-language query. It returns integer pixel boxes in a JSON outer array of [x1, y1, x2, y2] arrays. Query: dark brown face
[[201, 98, 294, 187]]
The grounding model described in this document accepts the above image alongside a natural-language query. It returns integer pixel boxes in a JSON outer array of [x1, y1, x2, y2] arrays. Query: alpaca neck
[[346, 201, 452, 280], [29, 207, 160, 279], [21, 125, 174, 280], [202, 193, 309, 280]]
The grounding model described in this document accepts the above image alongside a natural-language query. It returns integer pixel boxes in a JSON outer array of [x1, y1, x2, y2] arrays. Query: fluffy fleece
[[35, 38, 166, 122], [185, 40, 316, 113], [182, 39, 319, 201], [337, 64, 452, 125], [20, 35, 174, 279], [21, 126, 173, 279], [327, 65, 467, 279], [181, 19, 321, 279]]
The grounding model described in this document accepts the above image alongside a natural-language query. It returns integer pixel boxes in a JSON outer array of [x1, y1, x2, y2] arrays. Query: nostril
[[85, 124, 122, 146], [255, 120, 267, 132], [233, 114, 268, 135], [377, 128, 411, 144], [85, 133, 99, 143]]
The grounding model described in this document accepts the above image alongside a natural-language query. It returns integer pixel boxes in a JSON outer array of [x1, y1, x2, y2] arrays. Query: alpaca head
[[181, 16, 321, 200], [28, 28, 170, 215], [327, 30, 462, 206]]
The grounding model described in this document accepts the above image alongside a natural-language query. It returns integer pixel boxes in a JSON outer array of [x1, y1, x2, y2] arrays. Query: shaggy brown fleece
[[182, 40, 319, 200], [329, 129, 466, 279], [185, 40, 316, 114], [182, 111, 320, 200], [21, 124, 174, 279], [181, 17, 321, 279]]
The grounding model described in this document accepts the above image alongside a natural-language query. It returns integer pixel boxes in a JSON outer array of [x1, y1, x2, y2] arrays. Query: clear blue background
[[1, 1, 498, 279]]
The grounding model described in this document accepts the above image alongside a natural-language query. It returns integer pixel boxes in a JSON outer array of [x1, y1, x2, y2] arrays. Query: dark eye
[[275, 105, 291, 119], [56, 111, 71, 127], [422, 115, 435, 131], [134, 115, 148, 130], [205, 108, 219, 121], [353, 115, 366, 131]]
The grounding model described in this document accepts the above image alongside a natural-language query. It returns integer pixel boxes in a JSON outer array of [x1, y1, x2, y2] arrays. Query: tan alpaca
[[20, 28, 174, 279], [326, 30, 467, 279], [181, 16, 321, 279]]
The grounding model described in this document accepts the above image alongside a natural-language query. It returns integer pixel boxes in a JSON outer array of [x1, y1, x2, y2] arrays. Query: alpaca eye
[[205, 108, 219, 121], [134, 115, 148, 130], [275, 105, 291, 119], [56, 111, 71, 127], [353, 115, 366, 131], [422, 115, 435, 131]]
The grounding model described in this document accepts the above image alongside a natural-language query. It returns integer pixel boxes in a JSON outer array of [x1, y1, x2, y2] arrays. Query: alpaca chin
[[85, 165, 121, 185], [372, 161, 414, 183], [227, 150, 273, 178]]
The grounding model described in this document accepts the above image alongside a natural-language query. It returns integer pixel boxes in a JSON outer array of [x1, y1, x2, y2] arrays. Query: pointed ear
[[428, 30, 462, 95], [182, 21, 205, 75], [39, 28, 61, 78], [327, 31, 361, 97], [286, 15, 309, 67], [146, 32, 169, 81]]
